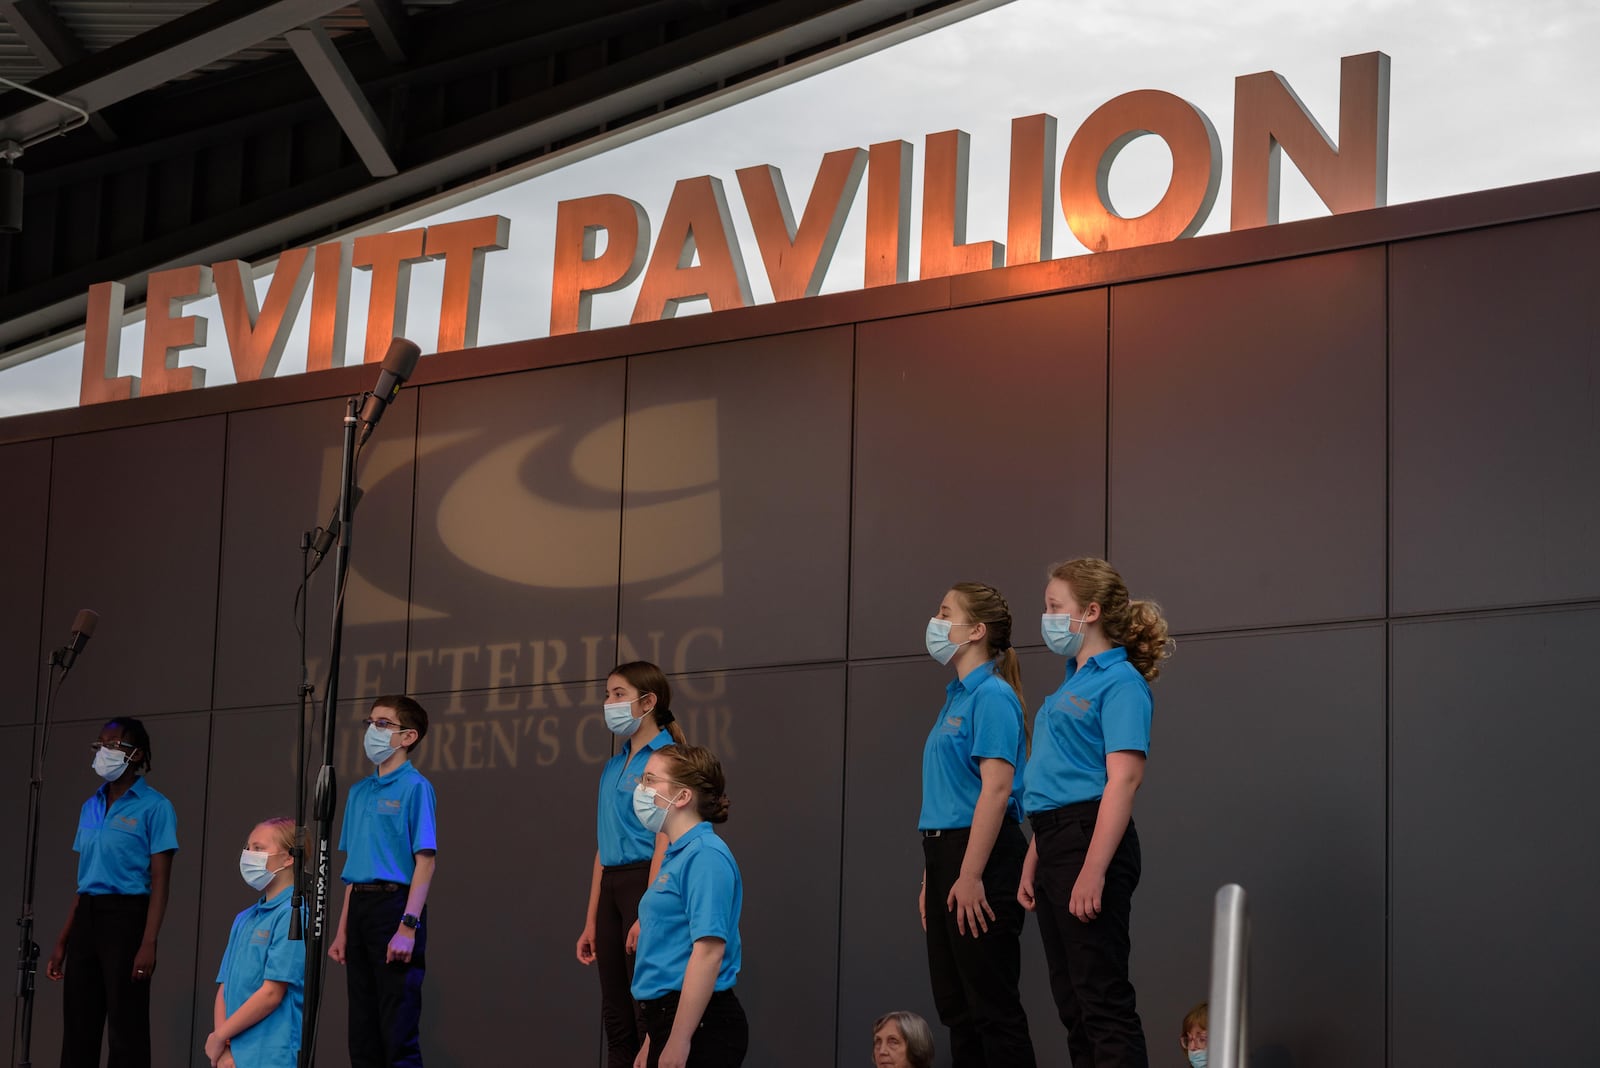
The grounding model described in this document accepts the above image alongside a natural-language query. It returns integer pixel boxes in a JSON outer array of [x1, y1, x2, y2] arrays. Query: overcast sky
[[2, 0, 1597, 416]]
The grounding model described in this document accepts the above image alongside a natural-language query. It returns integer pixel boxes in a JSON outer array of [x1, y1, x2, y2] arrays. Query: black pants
[[922, 822, 1037, 1068], [639, 989, 748, 1068], [346, 887, 426, 1068], [597, 862, 650, 1068], [1031, 801, 1147, 1068], [60, 894, 151, 1068]]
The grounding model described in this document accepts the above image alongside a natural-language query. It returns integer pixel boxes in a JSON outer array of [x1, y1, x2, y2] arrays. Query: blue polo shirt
[[338, 760, 437, 885], [73, 777, 179, 895], [1023, 646, 1152, 815], [216, 885, 305, 1068], [631, 822, 742, 1002], [919, 661, 1027, 831], [597, 731, 675, 867]]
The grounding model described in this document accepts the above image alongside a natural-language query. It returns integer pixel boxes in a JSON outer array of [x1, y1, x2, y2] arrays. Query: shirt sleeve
[[968, 683, 1023, 765], [1100, 674, 1153, 755], [72, 801, 88, 854], [263, 906, 306, 985], [216, 914, 239, 984], [682, 849, 738, 944], [408, 778, 438, 854], [337, 787, 350, 853], [146, 796, 179, 855]]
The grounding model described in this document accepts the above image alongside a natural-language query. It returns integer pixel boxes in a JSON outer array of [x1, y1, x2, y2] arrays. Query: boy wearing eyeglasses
[[328, 695, 437, 1068]]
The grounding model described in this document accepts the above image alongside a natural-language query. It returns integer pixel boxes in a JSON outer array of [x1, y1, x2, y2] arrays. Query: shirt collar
[[665, 821, 713, 857], [1065, 645, 1130, 679], [255, 884, 293, 911], [97, 775, 147, 802], [951, 659, 997, 693], [373, 759, 414, 787]]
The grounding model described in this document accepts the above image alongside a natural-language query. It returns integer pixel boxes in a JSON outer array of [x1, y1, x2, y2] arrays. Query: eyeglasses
[[361, 717, 413, 733], [1181, 1031, 1207, 1051], [89, 741, 135, 754], [639, 772, 684, 791]]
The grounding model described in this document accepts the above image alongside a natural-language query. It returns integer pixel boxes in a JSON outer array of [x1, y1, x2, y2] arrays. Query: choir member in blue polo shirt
[[576, 662, 689, 1068], [204, 817, 306, 1068], [630, 744, 747, 1068], [917, 582, 1037, 1068], [328, 695, 437, 1068], [47, 716, 178, 1068], [1017, 559, 1172, 1068]]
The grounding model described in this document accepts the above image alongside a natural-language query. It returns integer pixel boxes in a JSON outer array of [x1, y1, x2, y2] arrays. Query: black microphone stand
[[12, 646, 80, 1068], [297, 396, 360, 1068]]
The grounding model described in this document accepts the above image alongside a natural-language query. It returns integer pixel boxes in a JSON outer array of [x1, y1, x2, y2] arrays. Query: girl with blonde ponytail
[[1018, 558, 1171, 1068], [916, 582, 1037, 1067]]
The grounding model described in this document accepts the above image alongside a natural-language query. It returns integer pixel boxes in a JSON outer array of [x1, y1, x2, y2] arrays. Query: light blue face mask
[[924, 618, 973, 665], [364, 723, 399, 765], [604, 699, 642, 737], [1188, 1050, 1207, 1068], [632, 782, 678, 833], [1040, 613, 1087, 657], [239, 850, 277, 892]]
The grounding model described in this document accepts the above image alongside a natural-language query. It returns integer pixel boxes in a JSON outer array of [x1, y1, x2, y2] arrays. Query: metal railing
[[1208, 883, 1250, 1068]]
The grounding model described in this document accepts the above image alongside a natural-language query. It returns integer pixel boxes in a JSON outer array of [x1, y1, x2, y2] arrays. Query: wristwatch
[[400, 913, 421, 930]]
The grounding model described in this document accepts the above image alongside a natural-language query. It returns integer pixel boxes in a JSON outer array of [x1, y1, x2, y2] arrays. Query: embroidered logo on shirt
[[943, 716, 964, 732], [377, 798, 402, 814], [114, 814, 140, 830], [1067, 693, 1091, 712], [654, 872, 671, 889], [252, 928, 271, 945]]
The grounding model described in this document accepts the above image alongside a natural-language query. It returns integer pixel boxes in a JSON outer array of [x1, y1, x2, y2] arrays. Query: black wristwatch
[[400, 913, 421, 930]]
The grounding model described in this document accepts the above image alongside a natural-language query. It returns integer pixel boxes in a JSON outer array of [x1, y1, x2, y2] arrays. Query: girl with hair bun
[[917, 582, 1037, 1067], [578, 662, 690, 1067], [1018, 558, 1172, 1068], [48, 716, 178, 1068], [630, 745, 746, 1068]]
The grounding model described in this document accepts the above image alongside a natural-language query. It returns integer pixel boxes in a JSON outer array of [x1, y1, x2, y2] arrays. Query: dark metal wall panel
[[1109, 248, 1388, 634], [13, 710, 212, 1067], [214, 395, 418, 711], [41, 416, 226, 720], [0, 439, 51, 726], [1391, 607, 1600, 1067], [620, 329, 853, 674], [1134, 624, 1387, 1068], [1390, 211, 1600, 616], [407, 361, 625, 698], [850, 292, 1109, 661]]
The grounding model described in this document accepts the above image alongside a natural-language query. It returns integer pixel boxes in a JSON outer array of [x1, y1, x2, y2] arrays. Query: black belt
[[1029, 799, 1102, 831], [602, 860, 651, 873], [922, 827, 968, 838], [351, 881, 407, 893]]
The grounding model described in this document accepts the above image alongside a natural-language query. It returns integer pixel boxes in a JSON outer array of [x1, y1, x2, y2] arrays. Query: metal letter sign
[[74, 53, 1389, 407]]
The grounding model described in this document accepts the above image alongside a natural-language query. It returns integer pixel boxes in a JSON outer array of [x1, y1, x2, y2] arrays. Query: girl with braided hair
[[917, 582, 1037, 1067], [1017, 558, 1172, 1068]]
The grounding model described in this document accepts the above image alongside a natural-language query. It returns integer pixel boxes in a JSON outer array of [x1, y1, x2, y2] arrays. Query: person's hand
[[328, 930, 347, 964], [387, 926, 416, 964], [45, 942, 66, 981], [576, 923, 597, 964], [633, 1035, 650, 1068], [947, 872, 995, 937], [658, 1033, 692, 1068], [218, 1050, 237, 1068], [1018, 841, 1038, 911], [918, 881, 926, 932], [625, 919, 641, 955], [131, 942, 156, 982], [1070, 868, 1104, 922], [203, 1031, 228, 1065]]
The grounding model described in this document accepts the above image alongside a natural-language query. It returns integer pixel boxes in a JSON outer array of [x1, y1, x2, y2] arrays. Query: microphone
[[356, 338, 421, 447], [58, 609, 99, 671], [309, 486, 365, 566]]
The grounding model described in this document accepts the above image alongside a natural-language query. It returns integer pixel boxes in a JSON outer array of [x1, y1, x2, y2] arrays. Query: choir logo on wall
[[76, 52, 1388, 407]]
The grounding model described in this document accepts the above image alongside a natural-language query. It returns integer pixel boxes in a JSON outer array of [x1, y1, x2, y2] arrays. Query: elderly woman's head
[[872, 1011, 935, 1068]]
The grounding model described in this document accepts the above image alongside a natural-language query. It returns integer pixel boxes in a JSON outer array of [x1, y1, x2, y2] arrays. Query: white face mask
[[239, 850, 281, 892], [604, 700, 642, 736], [92, 747, 129, 782]]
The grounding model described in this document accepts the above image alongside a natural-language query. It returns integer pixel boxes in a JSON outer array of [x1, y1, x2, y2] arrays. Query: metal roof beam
[[287, 23, 396, 177], [0, 0, 354, 140], [0, 0, 117, 139], [357, 0, 411, 64]]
